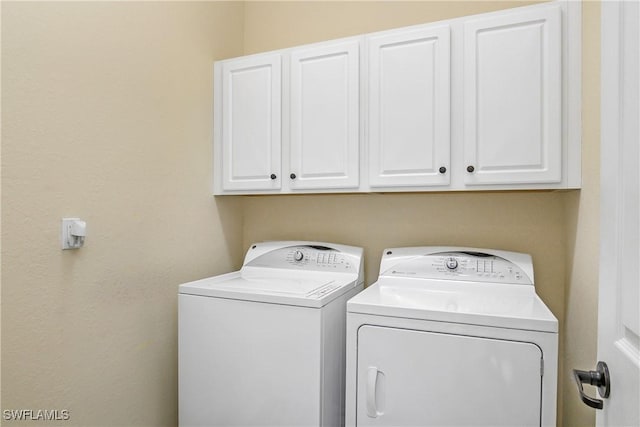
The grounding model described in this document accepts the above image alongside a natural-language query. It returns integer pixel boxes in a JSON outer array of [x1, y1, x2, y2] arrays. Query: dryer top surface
[[348, 247, 557, 332]]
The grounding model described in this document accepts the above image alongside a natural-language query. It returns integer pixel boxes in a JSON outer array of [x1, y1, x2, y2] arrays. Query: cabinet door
[[463, 5, 561, 185], [289, 40, 360, 190], [220, 54, 281, 191], [368, 26, 450, 188], [356, 326, 543, 426]]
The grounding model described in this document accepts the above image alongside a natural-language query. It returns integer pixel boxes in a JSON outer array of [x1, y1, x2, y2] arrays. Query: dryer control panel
[[380, 247, 533, 285], [244, 243, 361, 274]]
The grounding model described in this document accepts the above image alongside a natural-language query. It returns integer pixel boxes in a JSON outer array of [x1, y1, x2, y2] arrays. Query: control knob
[[293, 250, 304, 262], [445, 257, 458, 270]]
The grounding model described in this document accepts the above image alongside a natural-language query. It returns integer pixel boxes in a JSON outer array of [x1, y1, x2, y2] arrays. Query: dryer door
[[356, 326, 543, 426]]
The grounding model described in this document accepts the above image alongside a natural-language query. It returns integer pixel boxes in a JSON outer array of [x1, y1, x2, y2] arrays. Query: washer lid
[[179, 241, 364, 307], [179, 270, 357, 308], [347, 277, 558, 333]]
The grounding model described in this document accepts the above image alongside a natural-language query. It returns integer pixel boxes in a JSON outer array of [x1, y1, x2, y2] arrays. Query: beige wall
[[241, 2, 600, 426], [1, 2, 245, 425], [243, 1, 540, 55], [563, 2, 601, 426], [1, 1, 601, 426]]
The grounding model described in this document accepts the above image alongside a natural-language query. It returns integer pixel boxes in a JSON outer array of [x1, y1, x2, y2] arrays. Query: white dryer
[[179, 241, 364, 427], [345, 247, 558, 427]]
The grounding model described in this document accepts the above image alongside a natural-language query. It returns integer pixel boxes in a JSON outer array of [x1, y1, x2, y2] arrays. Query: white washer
[[345, 247, 558, 427], [179, 241, 364, 427]]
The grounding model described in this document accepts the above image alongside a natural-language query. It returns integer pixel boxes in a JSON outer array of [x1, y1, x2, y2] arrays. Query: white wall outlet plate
[[61, 218, 86, 250]]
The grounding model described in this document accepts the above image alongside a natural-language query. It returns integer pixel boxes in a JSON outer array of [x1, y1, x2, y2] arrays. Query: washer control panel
[[383, 250, 533, 285], [246, 244, 356, 272]]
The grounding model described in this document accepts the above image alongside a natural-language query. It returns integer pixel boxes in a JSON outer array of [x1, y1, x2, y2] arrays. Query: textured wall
[[1, 2, 244, 425], [243, 1, 539, 55], [0, 1, 601, 426], [563, 2, 601, 426]]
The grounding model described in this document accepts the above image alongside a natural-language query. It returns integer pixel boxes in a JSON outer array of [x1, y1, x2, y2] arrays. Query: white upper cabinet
[[215, 54, 282, 192], [462, 5, 562, 185], [213, 1, 580, 195], [368, 25, 451, 188], [289, 40, 360, 190]]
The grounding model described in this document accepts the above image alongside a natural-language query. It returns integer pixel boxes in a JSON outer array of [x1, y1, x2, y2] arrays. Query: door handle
[[366, 367, 385, 418], [573, 361, 610, 409]]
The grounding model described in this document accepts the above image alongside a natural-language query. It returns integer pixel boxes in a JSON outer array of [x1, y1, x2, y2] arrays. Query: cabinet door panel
[[369, 26, 450, 187], [221, 55, 281, 191], [463, 5, 561, 185], [356, 326, 542, 426], [290, 40, 360, 190]]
